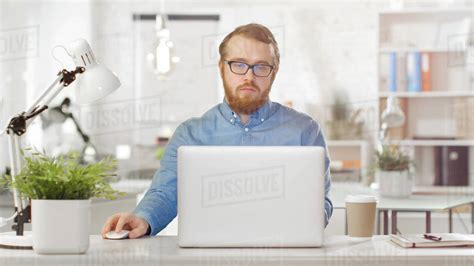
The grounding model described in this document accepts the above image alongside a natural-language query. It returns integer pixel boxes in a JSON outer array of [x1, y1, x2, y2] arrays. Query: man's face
[[219, 35, 278, 115]]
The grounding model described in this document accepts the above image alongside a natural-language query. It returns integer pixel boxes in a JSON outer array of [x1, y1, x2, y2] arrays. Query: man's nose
[[243, 67, 255, 81]]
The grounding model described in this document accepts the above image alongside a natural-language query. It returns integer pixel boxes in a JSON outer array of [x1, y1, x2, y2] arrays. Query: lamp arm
[[25, 75, 63, 115], [1, 67, 85, 236], [24, 67, 85, 130]]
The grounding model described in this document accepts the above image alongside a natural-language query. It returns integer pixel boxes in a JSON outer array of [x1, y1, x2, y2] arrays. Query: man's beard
[[223, 79, 271, 115]]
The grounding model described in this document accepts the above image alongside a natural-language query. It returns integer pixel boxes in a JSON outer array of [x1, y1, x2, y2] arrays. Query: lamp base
[[0, 231, 33, 249]]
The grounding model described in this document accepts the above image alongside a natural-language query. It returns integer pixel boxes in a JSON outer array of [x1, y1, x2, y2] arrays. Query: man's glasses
[[224, 60, 274, 77]]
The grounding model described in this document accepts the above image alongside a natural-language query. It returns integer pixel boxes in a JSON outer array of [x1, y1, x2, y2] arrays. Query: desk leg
[[426, 211, 431, 233], [383, 210, 388, 235], [471, 202, 473, 234], [449, 208, 453, 233], [345, 208, 348, 235], [377, 210, 381, 235], [391, 211, 397, 235]]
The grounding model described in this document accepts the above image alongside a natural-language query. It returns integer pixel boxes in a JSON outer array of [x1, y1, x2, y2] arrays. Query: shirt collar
[[219, 98, 273, 127]]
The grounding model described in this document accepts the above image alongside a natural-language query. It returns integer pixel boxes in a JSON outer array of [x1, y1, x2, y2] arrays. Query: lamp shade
[[381, 96, 405, 128], [67, 39, 120, 104]]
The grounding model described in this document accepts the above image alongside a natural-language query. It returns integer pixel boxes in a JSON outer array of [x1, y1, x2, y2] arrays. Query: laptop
[[177, 146, 326, 247]]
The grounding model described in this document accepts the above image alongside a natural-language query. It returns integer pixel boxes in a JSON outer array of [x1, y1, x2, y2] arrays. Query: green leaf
[[5, 147, 123, 200]]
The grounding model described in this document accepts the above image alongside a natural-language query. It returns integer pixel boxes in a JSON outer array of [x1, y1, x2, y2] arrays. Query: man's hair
[[219, 23, 280, 67]]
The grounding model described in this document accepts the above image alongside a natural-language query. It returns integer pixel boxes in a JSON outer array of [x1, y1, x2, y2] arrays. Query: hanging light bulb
[[146, 14, 179, 79]]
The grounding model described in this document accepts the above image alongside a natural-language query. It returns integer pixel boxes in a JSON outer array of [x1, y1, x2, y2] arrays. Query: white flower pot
[[377, 170, 412, 198], [31, 199, 90, 254]]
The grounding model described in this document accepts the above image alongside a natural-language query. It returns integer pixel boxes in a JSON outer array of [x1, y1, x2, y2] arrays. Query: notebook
[[390, 233, 474, 248]]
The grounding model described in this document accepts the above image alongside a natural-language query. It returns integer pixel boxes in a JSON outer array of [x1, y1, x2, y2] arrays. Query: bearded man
[[102, 23, 333, 238]]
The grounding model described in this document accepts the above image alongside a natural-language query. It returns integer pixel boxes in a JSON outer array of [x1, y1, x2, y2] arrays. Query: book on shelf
[[396, 52, 407, 92], [390, 233, 474, 248], [388, 52, 397, 92], [388, 52, 398, 92], [407, 52, 422, 92], [331, 160, 361, 170], [387, 52, 407, 92], [421, 52, 431, 91]]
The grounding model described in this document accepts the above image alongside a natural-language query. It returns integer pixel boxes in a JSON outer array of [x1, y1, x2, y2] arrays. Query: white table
[[333, 195, 474, 235], [378, 195, 473, 235], [0, 235, 472, 266]]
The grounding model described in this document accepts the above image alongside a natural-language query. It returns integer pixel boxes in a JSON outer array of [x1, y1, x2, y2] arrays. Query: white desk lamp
[[378, 95, 405, 152], [0, 39, 120, 249]]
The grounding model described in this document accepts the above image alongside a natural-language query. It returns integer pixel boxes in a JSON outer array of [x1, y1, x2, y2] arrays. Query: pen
[[423, 234, 442, 241]]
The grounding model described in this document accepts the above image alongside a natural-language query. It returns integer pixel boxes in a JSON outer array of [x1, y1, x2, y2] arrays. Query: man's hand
[[101, 212, 149, 239]]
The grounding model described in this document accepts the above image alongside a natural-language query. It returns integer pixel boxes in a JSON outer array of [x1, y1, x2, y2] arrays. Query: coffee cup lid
[[345, 194, 377, 203]]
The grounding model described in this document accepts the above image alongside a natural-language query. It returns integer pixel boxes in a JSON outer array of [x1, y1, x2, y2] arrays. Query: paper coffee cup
[[345, 195, 377, 238]]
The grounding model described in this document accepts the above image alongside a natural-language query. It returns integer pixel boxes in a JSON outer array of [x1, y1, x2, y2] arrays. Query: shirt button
[[244, 128, 249, 132], [261, 118, 265, 122], [230, 119, 234, 123]]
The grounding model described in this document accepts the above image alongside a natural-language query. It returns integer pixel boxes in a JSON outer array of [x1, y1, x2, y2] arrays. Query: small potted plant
[[1, 148, 124, 254], [374, 145, 413, 198], [326, 88, 364, 140]]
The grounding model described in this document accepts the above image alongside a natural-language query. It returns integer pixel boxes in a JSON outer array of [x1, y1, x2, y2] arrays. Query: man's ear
[[218, 60, 224, 76], [271, 65, 279, 82]]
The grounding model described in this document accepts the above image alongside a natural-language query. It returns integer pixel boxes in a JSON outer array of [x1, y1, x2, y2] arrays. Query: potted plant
[[1, 148, 124, 254], [326, 88, 364, 140], [374, 145, 413, 198]]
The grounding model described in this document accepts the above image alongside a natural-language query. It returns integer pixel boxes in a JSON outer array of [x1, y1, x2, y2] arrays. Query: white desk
[[331, 183, 474, 234], [0, 235, 472, 266], [373, 195, 473, 235]]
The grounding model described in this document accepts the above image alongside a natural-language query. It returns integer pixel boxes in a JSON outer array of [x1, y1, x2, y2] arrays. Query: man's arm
[[133, 123, 188, 236], [302, 119, 333, 227]]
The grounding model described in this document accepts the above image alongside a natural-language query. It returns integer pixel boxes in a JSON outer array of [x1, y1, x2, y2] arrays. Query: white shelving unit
[[327, 140, 368, 183], [377, 8, 474, 187]]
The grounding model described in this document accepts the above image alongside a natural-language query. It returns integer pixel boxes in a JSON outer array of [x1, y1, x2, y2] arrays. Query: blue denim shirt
[[134, 100, 333, 236]]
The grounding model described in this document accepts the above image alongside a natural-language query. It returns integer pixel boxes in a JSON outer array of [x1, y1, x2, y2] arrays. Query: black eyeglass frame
[[223, 60, 275, 77]]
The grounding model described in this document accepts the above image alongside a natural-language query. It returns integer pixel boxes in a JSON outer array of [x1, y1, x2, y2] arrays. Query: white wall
[[2, 0, 471, 172]]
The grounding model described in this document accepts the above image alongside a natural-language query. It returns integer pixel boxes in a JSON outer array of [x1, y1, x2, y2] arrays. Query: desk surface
[[374, 195, 473, 211], [331, 183, 473, 211], [0, 235, 472, 266], [333, 195, 474, 211]]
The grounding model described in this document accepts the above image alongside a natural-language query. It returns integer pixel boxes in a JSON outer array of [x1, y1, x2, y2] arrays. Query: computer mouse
[[105, 230, 130, 240]]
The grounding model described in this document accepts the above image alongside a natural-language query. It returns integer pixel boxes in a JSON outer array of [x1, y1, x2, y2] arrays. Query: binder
[[407, 52, 422, 92], [421, 52, 431, 92], [388, 52, 397, 92], [434, 146, 469, 186]]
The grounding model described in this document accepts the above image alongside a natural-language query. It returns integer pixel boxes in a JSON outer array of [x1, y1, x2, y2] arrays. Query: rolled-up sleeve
[[302, 119, 333, 227], [133, 123, 188, 235]]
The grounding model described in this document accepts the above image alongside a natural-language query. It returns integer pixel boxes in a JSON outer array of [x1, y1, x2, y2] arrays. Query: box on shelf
[[454, 98, 474, 139]]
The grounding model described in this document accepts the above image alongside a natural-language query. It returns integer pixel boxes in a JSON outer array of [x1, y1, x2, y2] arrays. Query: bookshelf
[[327, 140, 368, 183], [377, 8, 474, 187]]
